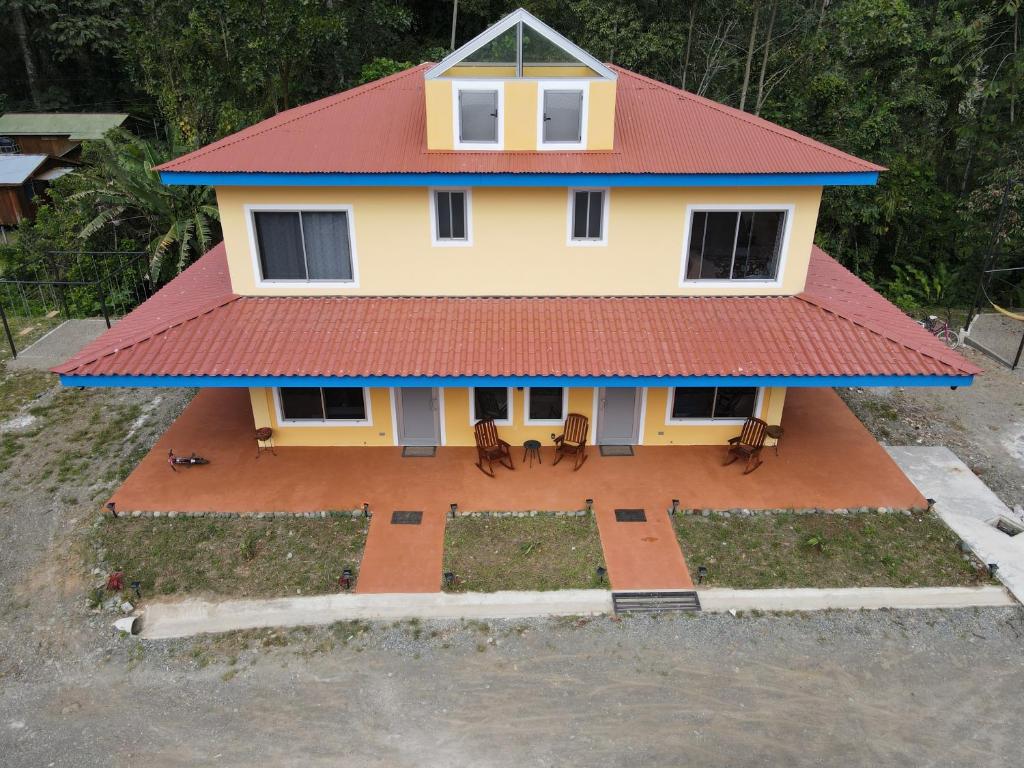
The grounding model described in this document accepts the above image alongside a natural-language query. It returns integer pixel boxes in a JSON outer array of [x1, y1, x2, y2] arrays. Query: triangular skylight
[[426, 8, 616, 80]]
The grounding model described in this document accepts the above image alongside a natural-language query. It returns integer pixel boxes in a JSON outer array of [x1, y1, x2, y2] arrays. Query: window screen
[[543, 90, 583, 143], [474, 387, 509, 422], [254, 211, 353, 281], [459, 90, 498, 142], [280, 387, 366, 421], [434, 191, 467, 240], [528, 388, 564, 421], [685, 210, 785, 281], [571, 190, 604, 240], [670, 387, 758, 420]]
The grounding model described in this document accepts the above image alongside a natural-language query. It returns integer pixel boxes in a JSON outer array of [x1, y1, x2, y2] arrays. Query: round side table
[[523, 439, 541, 467], [765, 425, 783, 456]]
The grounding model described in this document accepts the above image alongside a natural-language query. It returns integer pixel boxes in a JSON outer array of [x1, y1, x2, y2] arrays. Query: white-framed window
[[680, 204, 793, 286], [246, 204, 359, 287], [537, 82, 588, 149], [666, 387, 763, 425], [524, 386, 568, 425], [469, 386, 513, 426], [453, 81, 504, 150], [567, 188, 608, 245], [274, 387, 372, 426], [429, 188, 472, 246]]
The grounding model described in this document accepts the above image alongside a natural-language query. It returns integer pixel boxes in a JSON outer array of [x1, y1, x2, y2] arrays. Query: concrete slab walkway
[[140, 590, 612, 639], [887, 446, 1024, 603], [594, 506, 693, 590], [136, 585, 1013, 640], [356, 509, 447, 593], [8, 318, 109, 370]]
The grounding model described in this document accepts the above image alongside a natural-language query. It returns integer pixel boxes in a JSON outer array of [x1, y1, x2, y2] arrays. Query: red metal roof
[[54, 245, 978, 380], [157, 65, 883, 177]]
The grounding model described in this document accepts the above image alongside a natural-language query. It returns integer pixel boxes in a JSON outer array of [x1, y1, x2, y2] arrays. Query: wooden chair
[[473, 419, 514, 477], [724, 417, 768, 474], [551, 413, 589, 471]]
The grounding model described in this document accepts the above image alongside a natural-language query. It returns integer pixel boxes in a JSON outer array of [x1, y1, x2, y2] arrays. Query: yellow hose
[[989, 301, 1024, 322]]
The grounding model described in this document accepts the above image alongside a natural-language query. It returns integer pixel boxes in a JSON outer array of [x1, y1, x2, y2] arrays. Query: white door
[[396, 388, 441, 446], [597, 387, 641, 445]]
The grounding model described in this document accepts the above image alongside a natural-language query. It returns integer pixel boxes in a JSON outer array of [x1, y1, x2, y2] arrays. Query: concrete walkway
[[887, 446, 1024, 603], [140, 590, 612, 639], [699, 585, 1014, 612], [7, 318, 109, 370], [594, 505, 693, 590], [136, 585, 1013, 640]]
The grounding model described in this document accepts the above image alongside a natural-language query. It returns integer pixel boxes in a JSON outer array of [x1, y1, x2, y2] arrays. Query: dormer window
[[539, 83, 587, 148], [543, 90, 582, 142], [458, 89, 499, 144], [454, 83, 504, 149]]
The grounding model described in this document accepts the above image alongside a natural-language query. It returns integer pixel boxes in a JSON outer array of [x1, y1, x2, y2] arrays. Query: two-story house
[[55, 9, 978, 459]]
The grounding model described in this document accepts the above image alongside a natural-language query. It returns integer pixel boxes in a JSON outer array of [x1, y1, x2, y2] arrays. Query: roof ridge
[[159, 65, 430, 171], [794, 291, 973, 375], [611, 66, 884, 173], [55, 293, 241, 374]]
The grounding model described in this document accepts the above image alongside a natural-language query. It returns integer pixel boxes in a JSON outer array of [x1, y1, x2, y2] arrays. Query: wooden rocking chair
[[724, 417, 768, 474], [473, 418, 514, 477], [551, 413, 589, 471]]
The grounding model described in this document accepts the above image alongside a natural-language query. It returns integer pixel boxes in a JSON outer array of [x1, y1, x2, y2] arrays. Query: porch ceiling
[[54, 244, 979, 383]]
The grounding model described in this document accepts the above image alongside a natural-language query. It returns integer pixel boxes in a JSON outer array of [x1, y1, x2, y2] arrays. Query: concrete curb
[[697, 585, 1015, 613], [137, 585, 1016, 640], [139, 590, 612, 639]]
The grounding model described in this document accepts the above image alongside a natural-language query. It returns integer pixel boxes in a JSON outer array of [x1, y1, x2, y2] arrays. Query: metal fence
[[0, 250, 153, 359]]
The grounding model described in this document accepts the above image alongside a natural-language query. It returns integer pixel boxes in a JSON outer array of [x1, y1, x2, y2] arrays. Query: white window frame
[[566, 187, 609, 246], [468, 386, 513, 426], [665, 386, 764, 427], [523, 386, 569, 426], [245, 203, 360, 289], [428, 187, 473, 247], [273, 386, 373, 427], [678, 203, 794, 288], [536, 81, 589, 150], [452, 81, 505, 150]]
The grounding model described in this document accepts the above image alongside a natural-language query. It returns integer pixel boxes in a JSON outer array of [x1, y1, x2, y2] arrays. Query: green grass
[[0, 368, 54, 414], [92, 517, 369, 598], [443, 515, 605, 592], [674, 512, 985, 589]]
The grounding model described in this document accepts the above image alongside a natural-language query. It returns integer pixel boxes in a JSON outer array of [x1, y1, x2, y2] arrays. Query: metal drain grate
[[391, 511, 423, 525], [600, 445, 634, 456], [402, 446, 436, 457], [614, 508, 647, 522], [613, 590, 702, 613]]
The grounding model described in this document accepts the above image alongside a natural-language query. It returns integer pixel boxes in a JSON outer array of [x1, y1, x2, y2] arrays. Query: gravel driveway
[[2, 607, 1023, 767]]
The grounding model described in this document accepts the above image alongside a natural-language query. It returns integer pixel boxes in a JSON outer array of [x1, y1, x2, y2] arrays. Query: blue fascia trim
[[158, 171, 879, 188], [59, 373, 973, 389]]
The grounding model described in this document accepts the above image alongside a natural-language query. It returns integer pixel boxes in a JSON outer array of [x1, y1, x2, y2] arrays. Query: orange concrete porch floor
[[111, 386, 925, 515]]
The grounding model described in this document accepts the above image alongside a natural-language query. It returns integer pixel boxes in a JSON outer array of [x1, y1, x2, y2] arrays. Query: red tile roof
[[157, 65, 883, 177], [54, 245, 978, 380]]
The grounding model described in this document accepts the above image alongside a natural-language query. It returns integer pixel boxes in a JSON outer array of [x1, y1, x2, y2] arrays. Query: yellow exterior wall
[[248, 386, 788, 447], [249, 387, 395, 446], [640, 387, 787, 446], [217, 185, 821, 297], [424, 79, 453, 149], [442, 387, 596, 446], [424, 78, 616, 150], [444, 65, 599, 78]]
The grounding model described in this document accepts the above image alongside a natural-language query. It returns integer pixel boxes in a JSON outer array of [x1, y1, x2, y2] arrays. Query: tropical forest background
[[1, 0, 1022, 314]]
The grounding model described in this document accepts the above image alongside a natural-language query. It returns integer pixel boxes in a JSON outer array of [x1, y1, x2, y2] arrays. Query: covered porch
[[110, 386, 926, 515]]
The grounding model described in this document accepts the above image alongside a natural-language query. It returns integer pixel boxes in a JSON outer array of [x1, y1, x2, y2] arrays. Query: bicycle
[[918, 314, 961, 350], [167, 448, 210, 471]]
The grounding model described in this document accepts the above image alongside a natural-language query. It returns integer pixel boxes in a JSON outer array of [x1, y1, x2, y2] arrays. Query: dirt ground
[[839, 345, 1024, 510], [2, 608, 1022, 767]]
